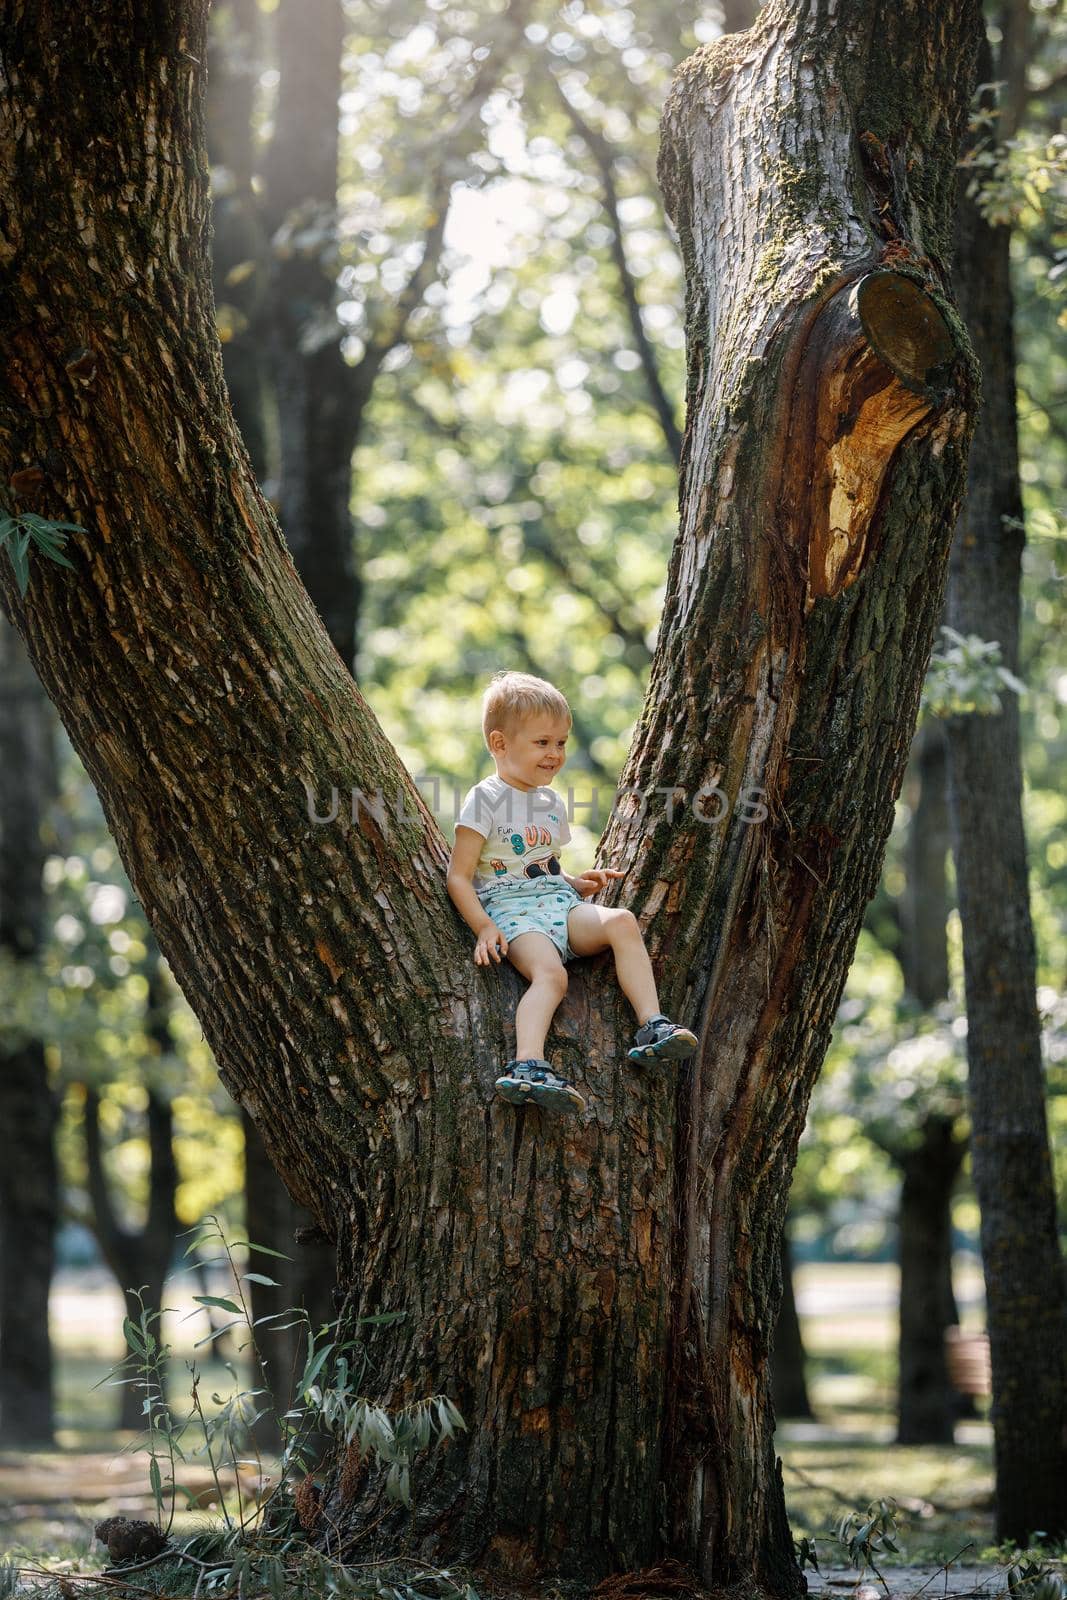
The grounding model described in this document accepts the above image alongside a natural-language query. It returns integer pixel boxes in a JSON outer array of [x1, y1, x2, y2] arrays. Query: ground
[[2, 1262, 1064, 1599]]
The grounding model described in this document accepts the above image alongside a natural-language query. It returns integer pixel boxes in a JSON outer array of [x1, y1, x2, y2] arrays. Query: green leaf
[[242, 1273, 282, 1287], [149, 1455, 164, 1517], [7, 532, 30, 595], [193, 1294, 244, 1314], [230, 1239, 293, 1260]]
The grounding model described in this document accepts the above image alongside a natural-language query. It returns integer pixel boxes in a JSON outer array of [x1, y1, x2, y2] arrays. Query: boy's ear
[[487, 728, 505, 755]]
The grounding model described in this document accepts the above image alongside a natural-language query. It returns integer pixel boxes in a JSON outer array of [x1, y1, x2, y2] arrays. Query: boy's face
[[491, 713, 570, 790]]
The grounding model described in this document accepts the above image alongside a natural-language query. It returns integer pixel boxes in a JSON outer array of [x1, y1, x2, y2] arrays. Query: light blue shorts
[[478, 878, 583, 963]]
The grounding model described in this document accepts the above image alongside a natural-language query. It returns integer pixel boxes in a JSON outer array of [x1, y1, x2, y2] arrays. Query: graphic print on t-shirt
[[456, 774, 571, 893]]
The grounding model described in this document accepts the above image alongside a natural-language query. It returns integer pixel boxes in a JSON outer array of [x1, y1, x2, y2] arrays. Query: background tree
[[944, 24, 1067, 1538], [0, 618, 59, 1446]]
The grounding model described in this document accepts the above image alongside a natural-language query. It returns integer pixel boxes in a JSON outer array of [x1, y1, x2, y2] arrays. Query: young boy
[[446, 670, 698, 1116]]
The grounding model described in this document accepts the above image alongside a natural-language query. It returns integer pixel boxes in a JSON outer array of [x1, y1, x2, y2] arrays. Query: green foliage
[[794, 1534, 820, 1572], [103, 1218, 465, 1544], [1006, 1557, 1067, 1600], [0, 513, 79, 595], [922, 626, 1027, 718], [834, 1498, 902, 1590]]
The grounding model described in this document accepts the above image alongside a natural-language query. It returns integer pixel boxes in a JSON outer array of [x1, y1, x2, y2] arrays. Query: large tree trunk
[[944, 49, 1067, 1541], [0, 619, 58, 1446], [0, 0, 981, 1586]]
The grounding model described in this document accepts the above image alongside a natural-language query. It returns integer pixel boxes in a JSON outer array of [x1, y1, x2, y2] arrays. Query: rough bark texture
[[944, 59, 1067, 1540], [0, 618, 58, 1445], [895, 1117, 965, 1444], [0, 0, 981, 1586]]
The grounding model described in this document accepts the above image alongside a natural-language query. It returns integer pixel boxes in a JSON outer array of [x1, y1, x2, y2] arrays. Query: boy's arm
[[447, 827, 509, 963], [565, 865, 626, 897]]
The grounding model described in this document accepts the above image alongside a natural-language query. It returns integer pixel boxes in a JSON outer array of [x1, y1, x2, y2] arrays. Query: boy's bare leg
[[507, 932, 569, 1059], [566, 904, 659, 1024]]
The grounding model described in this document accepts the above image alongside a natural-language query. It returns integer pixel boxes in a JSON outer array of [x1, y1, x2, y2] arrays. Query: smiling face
[[489, 712, 570, 791]]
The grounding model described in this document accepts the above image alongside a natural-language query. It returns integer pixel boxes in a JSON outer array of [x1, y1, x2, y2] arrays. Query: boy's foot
[[627, 1015, 698, 1064], [495, 1058, 586, 1116]]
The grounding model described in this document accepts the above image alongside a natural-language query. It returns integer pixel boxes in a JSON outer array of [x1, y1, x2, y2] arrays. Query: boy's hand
[[474, 922, 509, 965], [572, 868, 625, 898]]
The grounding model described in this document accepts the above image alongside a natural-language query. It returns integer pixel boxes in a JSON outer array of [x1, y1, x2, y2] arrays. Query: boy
[[446, 670, 698, 1116]]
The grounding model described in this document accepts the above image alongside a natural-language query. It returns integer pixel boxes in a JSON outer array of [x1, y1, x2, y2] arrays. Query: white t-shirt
[[456, 774, 571, 894]]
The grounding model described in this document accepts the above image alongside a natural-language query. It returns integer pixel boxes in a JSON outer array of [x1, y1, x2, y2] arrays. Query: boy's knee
[[611, 909, 641, 940], [536, 963, 568, 996]]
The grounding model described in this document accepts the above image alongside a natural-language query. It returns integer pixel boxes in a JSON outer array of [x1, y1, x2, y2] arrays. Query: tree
[[81, 938, 180, 1431], [0, 618, 58, 1445], [944, 31, 1067, 1540], [0, 0, 982, 1586]]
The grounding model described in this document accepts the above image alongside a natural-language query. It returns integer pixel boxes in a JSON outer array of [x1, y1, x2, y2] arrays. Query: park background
[[0, 0, 1065, 1593]]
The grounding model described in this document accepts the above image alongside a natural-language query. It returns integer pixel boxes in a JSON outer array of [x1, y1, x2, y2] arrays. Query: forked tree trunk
[[0, 0, 980, 1586], [945, 53, 1067, 1540]]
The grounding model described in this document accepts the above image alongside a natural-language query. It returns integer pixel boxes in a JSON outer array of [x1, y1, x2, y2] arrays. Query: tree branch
[[548, 71, 683, 467]]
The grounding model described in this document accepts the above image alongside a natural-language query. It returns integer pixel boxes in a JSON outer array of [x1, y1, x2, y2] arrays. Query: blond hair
[[481, 670, 571, 749]]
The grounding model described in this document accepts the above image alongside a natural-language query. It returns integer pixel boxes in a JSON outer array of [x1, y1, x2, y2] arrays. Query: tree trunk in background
[[0, 620, 58, 1446], [944, 48, 1067, 1540], [901, 720, 950, 1008], [896, 1117, 966, 1443], [0, 0, 981, 1584], [720, 0, 758, 30], [206, 0, 271, 482], [892, 717, 967, 1443], [771, 1230, 813, 1421], [260, 0, 362, 670], [241, 1109, 337, 1453], [206, 0, 339, 1423], [83, 941, 179, 1430]]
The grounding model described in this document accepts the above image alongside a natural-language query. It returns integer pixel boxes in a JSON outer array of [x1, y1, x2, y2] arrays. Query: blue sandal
[[627, 1015, 698, 1064], [495, 1058, 586, 1116]]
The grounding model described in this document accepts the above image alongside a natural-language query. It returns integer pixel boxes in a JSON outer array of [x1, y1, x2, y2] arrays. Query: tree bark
[[0, 619, 58, 1446], [944, 44, 1067, 1541], [0, 0, 981, 1586]]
